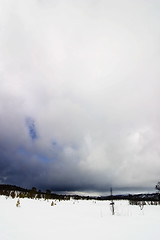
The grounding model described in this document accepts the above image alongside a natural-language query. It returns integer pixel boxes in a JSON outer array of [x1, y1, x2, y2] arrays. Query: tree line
[[0, 185, 70, 200]]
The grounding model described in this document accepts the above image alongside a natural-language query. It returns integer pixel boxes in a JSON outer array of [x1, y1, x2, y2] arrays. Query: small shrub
[[16, 199, 20, 207]]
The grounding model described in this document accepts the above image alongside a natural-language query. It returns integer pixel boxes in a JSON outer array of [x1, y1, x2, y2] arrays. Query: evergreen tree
[[11, 191, 16, 199]]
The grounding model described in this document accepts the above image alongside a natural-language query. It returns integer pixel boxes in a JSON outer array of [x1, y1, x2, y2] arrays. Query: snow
[[0, 196, 159, 240]]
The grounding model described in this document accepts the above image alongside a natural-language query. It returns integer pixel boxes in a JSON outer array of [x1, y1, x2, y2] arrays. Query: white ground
[[0, 196, 159, 240]]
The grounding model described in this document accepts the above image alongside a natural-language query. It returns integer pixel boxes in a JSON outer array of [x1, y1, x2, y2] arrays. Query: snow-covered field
[[0, 196, 159, 240]]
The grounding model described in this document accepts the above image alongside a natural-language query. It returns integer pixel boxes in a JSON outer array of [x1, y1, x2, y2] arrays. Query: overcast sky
[[0, 0, 160, 193]]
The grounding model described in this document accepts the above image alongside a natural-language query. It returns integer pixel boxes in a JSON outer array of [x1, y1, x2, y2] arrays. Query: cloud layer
[[0, 0, 160, 192]]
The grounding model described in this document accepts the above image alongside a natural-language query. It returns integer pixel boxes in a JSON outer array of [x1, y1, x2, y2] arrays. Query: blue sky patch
[[26, 117, 37, 140], [18, 147, 30, 156], [37, 154, 50, 162], [52, 141, 57, 146]]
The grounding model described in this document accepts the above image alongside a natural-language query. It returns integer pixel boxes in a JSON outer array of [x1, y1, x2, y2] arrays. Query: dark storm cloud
[[0, 0, 160, 193]]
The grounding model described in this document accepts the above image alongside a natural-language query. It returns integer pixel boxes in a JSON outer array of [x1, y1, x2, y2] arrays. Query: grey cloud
[[0, 0, 160, 193]]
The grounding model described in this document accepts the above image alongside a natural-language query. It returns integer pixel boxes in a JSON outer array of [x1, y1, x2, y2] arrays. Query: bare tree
[[110, 188, 115, 215]]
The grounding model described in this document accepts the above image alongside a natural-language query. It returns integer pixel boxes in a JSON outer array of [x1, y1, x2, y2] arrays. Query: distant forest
[[0, 184, 160, 203]]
